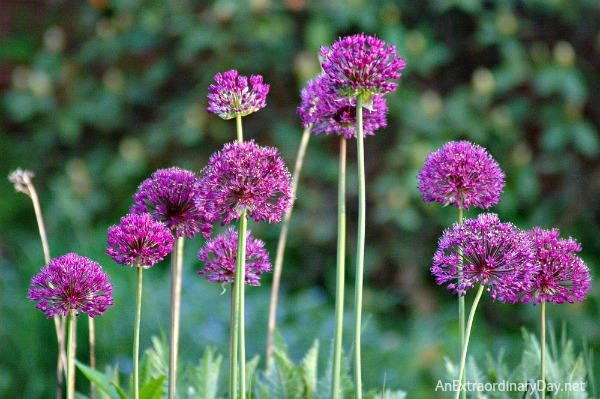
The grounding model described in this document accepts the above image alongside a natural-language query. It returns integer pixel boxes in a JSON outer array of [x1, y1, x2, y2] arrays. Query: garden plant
[[2, 2, 599, 399]]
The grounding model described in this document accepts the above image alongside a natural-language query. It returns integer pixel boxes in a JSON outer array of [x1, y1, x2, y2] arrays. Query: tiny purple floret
[[198, 226, 271, 286], [28, 253, 114, 318], [195, 140, 293, 235], [521, 227, 591, 305], [432, 213, 537, 303], [417, 141, 506, 210], [207, 69, 270, 120], [107, 213, 174, 268]]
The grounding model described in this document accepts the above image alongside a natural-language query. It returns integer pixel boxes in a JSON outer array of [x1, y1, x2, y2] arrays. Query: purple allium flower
[[107, 213, 174, 268], [432, 213, 537, 303], [28, 253, 114, 318], [521, 227, 591, 305], [320, 33, 406, 100], [198, 226, 271, 286], [417, 141, 506, 210], [297, 74, 329, 128], [195, 140, 293, 233], [131, 167, 210, 239], [207, 70, 270, 120], [297, 74, 388, 139]]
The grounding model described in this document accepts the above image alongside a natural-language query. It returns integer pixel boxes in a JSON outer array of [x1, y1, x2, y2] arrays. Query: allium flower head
[[521, 227, 591, 305], [207, 69, 270, 120], [28, 253, 114, 318], [297, 74, 388, 139], [195, 140, 293, 233], [198, 226, 271, 286], [297, 74, 329, 128], [132, 167, 209, 239], [107, 213, 174, 268], [432, 213, 537, 303], [417, 141, 506, 210], [8, 168, 35, 196], [320, 33, 405, 101]]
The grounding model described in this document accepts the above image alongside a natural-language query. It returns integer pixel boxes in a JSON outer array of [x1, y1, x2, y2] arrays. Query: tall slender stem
[[18, 174, 66, 399], [89, 316, 96, 399], [266, 124, 312, 367], [454, 284, 484, 399], [541, 301, 546, 399], [457, 205, 466, 399], [238, 213, 248, 399], [332, 136, 347, 399], [25, 177, 51, 263], [229, 286, 236, 399], [133, 266, 143, 399], [66, 311, 75, 399], [231, 212, 248, 399], [168, 236, 184, 399], [236, 115, 244, 143], [354, 95, 366, 399]]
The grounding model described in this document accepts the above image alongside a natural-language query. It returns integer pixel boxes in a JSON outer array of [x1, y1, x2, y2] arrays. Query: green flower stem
[[229, 288, 233, 396], [266, 124, 312, 368], [354, 94, 366, 399], [168, 236, 184, 399], [457, 205, 466, 399], [332, 136, 347, 399], [238, 212, 248, 399], [236, 114, 244, 142], [230, 281, 239, 399], [231, 212, 248, 399], [541, 301, 546, 399], [89, 316, 96, 399], [454, 284, 484, 399], [133, 266, 143, 399], [67, 311, 75, 399]]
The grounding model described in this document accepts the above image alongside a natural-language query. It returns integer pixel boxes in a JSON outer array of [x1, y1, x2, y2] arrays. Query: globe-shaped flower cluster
[[28, 253, 114, 318], [432, 213, 537, 303], [198, 226, 271, 286], [417, 141, 506, 210]]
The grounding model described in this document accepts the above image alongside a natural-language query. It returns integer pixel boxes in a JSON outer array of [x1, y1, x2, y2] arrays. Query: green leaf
[[258, 346, 303, 399], [75, 361, 128, 399], [140, 335, 169, 388], [139, 375, 166, 399], [316, 341, 353, 399], [246, 354, 260, 397], [299, 340, 319, 399], [181, 347, 223, 399]]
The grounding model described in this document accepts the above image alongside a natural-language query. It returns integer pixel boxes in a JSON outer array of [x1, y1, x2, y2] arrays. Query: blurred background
[[1, 0, 599, 398]]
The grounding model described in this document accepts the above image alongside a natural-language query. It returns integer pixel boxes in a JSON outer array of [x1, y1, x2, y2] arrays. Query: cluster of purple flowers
[[320, 33, 406, 99], [198, 226, 271, 286], [131, 167, 209, 239], [417, 141, 505, 210], [195, 140, 293, 229], [207, 70, 269, 120], [432, 213, 536, 303], [297, 33, 405, 139], [522, 227, 591, 305], [297, 74, 389, 138], [419, 141, 591, 305], [29, 253, 113, 318], [107, 213, 174, 268]]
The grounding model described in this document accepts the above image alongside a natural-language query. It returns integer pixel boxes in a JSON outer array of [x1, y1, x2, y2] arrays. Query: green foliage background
[[1, 0, 599, 398]]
